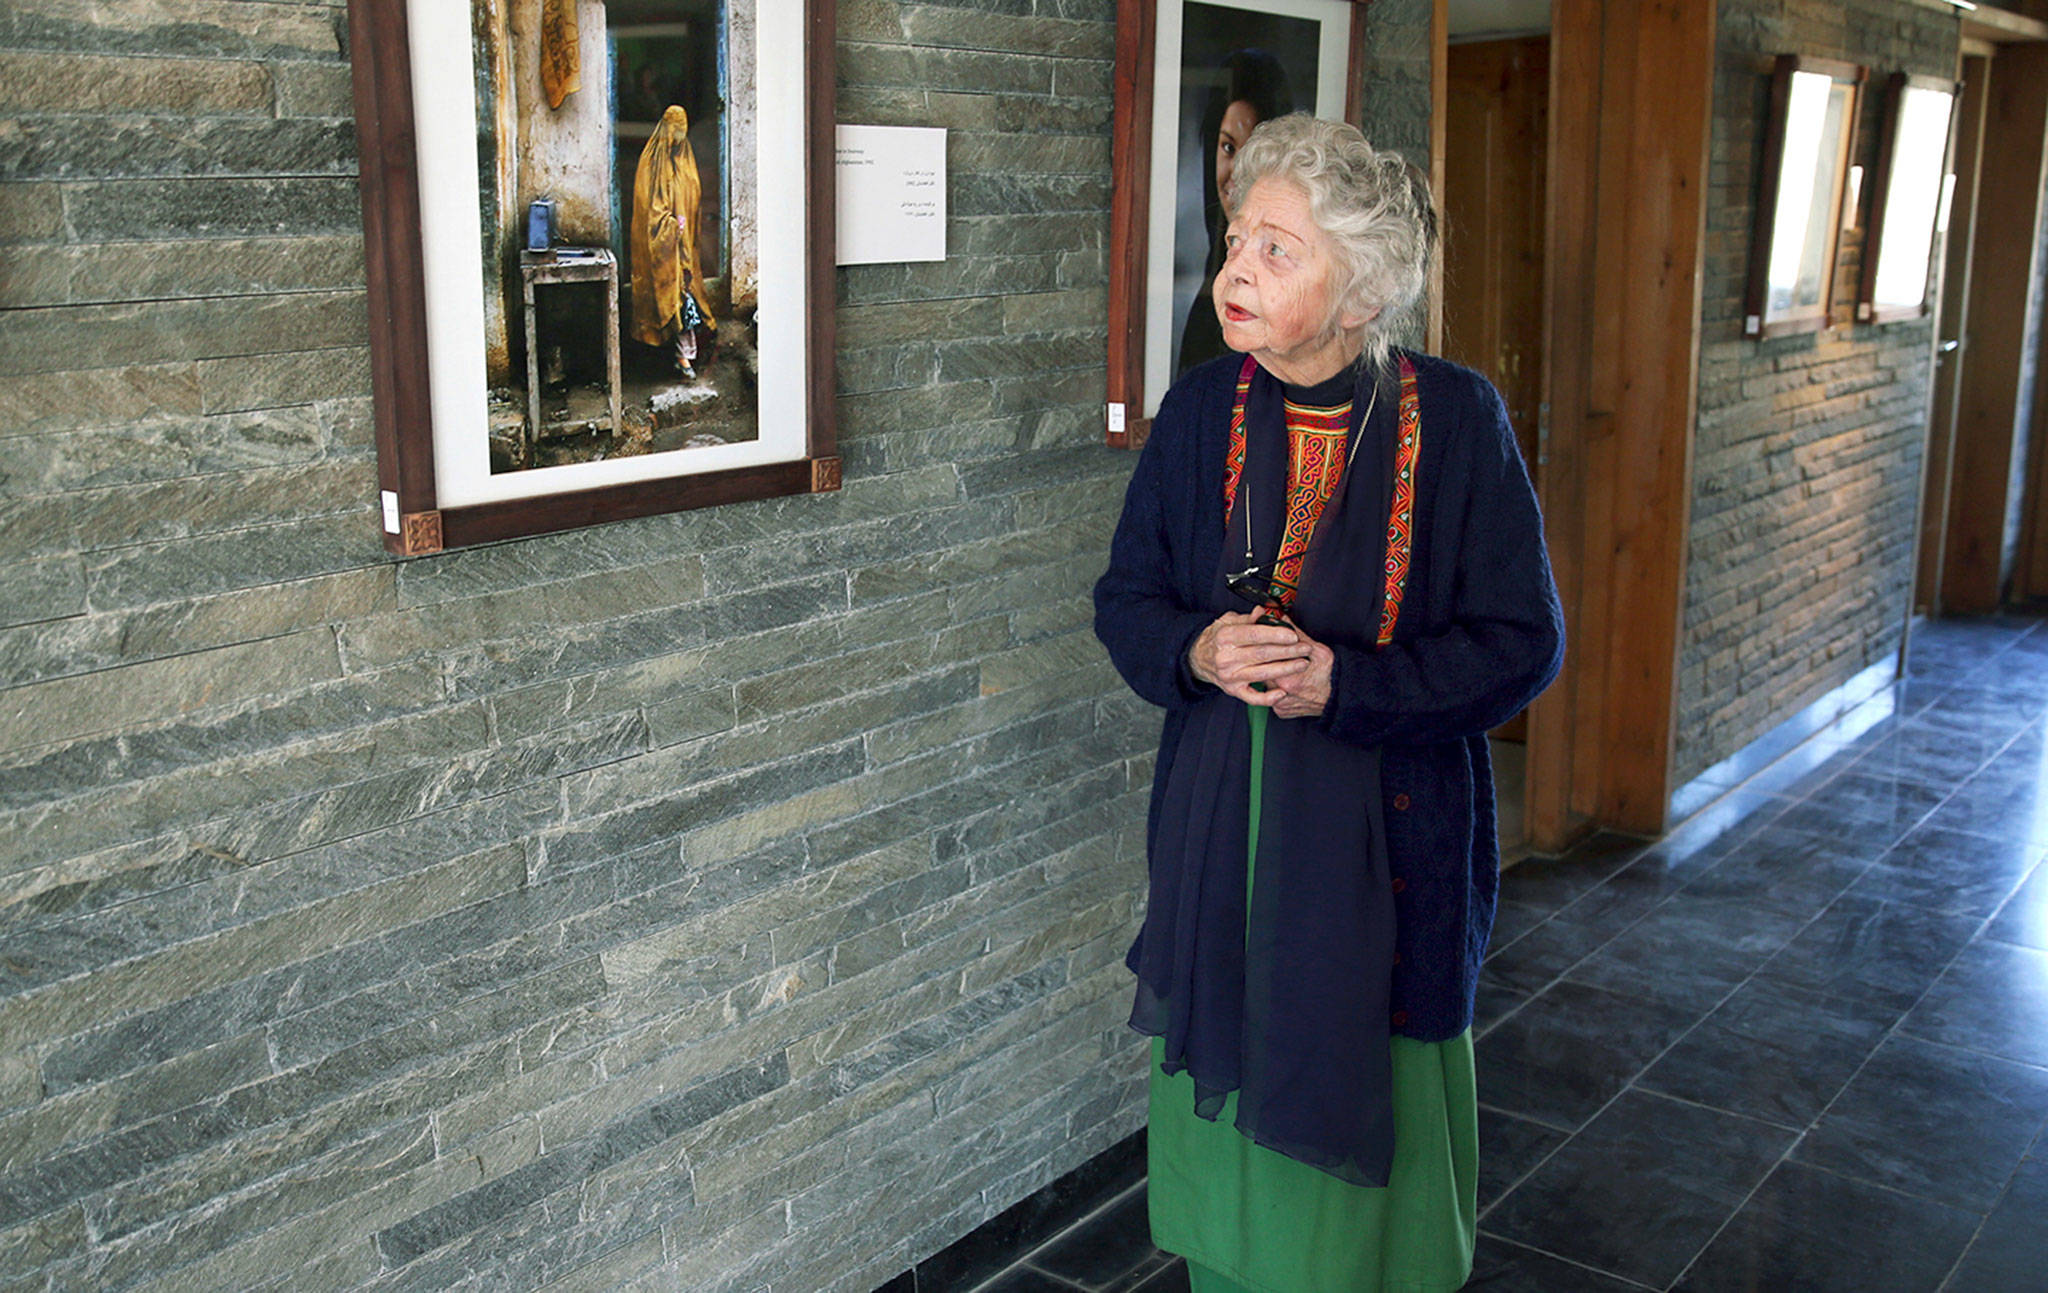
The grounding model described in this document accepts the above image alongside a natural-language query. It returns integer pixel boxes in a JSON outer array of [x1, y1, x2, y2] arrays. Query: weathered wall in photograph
[[1677, 0, 1959, 782], [0, 1, 1430, 1289]]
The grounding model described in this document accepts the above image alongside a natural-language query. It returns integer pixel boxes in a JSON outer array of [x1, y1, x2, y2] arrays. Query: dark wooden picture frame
[[346, 0, 839, 555], [1860, 72, 1959, 326], [1743, 54, 1865, 341], [1106, 0, 1370, 448]]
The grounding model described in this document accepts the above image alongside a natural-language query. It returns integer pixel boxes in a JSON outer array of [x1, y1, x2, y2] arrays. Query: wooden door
[[1443, 36, 1549, 470], [1444, 35, 1548, 744], [1941, 42, 2048, 613]]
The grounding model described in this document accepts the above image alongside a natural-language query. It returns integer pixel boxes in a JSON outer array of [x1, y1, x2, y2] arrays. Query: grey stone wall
[[1677, 0, 1959, 782], [0, 1, 1431, 1289]]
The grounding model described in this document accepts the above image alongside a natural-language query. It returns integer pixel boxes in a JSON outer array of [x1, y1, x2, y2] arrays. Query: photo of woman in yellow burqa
[[630, 105, 717, 377]]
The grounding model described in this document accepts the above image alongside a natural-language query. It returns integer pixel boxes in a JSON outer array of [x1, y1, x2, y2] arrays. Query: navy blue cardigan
[[1093, 349, 1565, 1041]]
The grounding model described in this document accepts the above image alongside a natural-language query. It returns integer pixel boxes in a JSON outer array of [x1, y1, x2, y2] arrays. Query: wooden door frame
[[1521, 0, 1718, 849], [1912, 45, 1993, 620], [1939, 38, 2048, 613]]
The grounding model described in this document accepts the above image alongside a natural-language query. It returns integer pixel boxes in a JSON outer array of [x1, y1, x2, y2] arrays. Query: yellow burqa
[[630, 106, 716, 347], [539, 0, 580, 110]]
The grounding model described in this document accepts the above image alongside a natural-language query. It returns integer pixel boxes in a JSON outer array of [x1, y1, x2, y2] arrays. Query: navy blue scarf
[[1129, 357, 1402, 1187]]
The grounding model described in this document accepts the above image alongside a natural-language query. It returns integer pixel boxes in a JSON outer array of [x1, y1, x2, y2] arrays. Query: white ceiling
[[1447, 0, 1552, 40]]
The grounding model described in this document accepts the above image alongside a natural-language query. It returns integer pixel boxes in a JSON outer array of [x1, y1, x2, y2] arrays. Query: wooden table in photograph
[[519, 248, 623, 452]]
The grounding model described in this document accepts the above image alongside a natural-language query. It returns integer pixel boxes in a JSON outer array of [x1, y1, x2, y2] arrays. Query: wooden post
[[1943, 42, 2048, 612], [1524, 0, 1717, 847]]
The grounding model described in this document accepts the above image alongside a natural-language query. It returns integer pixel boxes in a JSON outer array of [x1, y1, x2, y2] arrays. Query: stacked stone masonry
[[0, 1, 1172, 1288], [1678, 0, 1962, 783]]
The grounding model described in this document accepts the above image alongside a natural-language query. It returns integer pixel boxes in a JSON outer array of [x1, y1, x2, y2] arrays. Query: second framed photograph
[[1107, 0, 1367, 446]]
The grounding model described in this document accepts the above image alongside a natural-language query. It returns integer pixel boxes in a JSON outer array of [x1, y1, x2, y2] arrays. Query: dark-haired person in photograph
[[1177, 49, 1295, 376]]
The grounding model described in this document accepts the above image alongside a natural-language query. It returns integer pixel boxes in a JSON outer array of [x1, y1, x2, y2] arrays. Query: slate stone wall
[[0, 2, 1429, 1289], [1677, 0, 1960, 782]]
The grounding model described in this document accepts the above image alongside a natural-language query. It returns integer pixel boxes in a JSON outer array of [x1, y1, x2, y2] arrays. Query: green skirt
[[1147, 1033, 1478, 1293], [1144, 708, 1478, 1293]]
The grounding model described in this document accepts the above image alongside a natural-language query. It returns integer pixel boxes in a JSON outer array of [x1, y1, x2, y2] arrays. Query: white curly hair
[[1224, 114, 1437, 372]]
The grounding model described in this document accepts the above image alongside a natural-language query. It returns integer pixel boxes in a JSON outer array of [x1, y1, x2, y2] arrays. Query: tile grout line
[[962, 1177, 1152, 1293], [1484, 649, 2037, 1288]]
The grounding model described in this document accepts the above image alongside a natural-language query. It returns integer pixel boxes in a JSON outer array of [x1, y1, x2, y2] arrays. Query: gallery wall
[[0, 2, 1429, 1290], [1677, 0, 1961, 782]]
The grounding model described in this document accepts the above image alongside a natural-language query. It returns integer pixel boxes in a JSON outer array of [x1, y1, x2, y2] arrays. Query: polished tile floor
[[971, 616, 2048, 1292]]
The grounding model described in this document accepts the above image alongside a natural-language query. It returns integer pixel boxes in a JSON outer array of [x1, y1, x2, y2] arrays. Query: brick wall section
[[0, 2, 1430, 1289], [1677, 0, 1959, 782]]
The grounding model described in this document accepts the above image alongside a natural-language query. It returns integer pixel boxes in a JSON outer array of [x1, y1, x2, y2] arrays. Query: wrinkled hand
[[1189, 611, 1309, 707], [1187, 611, 1332, 717], [1268, 629, 1332, 719]]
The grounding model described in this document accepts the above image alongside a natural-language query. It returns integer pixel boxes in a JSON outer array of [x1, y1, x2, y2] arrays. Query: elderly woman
[[1093, 116, 1563, 1293]]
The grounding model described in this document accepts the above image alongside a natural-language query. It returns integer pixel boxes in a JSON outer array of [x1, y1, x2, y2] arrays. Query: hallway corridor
[[970, 616, 2048, 1292]]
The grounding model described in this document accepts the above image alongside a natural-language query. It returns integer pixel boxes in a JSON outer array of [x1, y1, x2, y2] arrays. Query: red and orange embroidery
[[1221, 355, 1422, 638]]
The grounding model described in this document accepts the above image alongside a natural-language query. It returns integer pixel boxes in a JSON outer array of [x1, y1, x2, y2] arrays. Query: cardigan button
[[1391, 1011, 1408, 1028], [1390, 877, 1406, 894], [1392, 793, 1411, 811], [1391, 951, 1402, 966]]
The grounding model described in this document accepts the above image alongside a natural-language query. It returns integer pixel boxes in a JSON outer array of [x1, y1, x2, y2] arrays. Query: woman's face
[[1215, 99, 1260, 204], [1213, 178, 1373, 385]]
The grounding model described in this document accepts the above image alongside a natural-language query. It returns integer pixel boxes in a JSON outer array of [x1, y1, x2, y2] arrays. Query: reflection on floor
[[956, 615, 2048, 1292]]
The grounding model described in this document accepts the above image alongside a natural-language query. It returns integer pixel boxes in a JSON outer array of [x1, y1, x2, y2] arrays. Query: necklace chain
[[1240, 376, 1381, 573]]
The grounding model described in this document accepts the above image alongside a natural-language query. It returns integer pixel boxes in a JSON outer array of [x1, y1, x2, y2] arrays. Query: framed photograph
[[1106, 0, 1368, 447], [1743, 54, 1865, 341], [346, 0, 838, 555], [1860, 73, 1958, 326]]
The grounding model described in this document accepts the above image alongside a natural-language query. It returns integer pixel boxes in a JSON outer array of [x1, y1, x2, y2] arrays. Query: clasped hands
[[1188, 611, 1333, 719]]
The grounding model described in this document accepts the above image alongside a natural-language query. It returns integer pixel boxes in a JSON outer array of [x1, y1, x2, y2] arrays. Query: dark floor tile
[[1920, 676, 2048, 720], [1845, 722, 2003, 789], [1677, 825, 1873, 915], [1922, 770, 2048, 847], [1663, 787, 1792, 856], [1900, 938, 2048, 1068], [1487, 1090, 1793, 1289], [1101, 1252, 1172, 1293], [1124, 1258, 1190, 1293], [1792, 1035, 2048, 1211], [1958, 746, 2048, 796], [1479, 916, 1614, 996], [1476, 1106, 1567, 1213], [1566, 894, 1807, 1014], [1498, 834, 1643, 914], [1637, 979, 1899, 1128], [1486, 898, 1549, 952], [983, 1267, 1084, 1293], [1849, 824, 2046, 918], [1553, 839, 1740, 939], [1771, 770, 1948, 840], [1986, 858, 2048, 951], [1475, 979, 1697, 1130], [1472, 979, 1530, 1038], [1030, 1190, 1161, 1289], [1466, 1235, 1644, 1291], [915, 1134, 1146, 1291], [1944, 1153, 2048, 1291], [1754, 895, 1978, 1010], [1674, 1161, 1980, 1293]]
